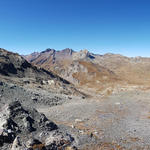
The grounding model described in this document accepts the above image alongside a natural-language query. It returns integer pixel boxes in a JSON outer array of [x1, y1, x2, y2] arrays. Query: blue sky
[[0, 0, 150, 56]]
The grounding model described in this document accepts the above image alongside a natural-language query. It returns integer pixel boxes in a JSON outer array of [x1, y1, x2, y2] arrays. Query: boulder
[[0, 101, 76, 150]]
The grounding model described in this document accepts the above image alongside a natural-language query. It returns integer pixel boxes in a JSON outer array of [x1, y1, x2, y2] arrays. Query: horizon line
[[1, 47, 150, 59]]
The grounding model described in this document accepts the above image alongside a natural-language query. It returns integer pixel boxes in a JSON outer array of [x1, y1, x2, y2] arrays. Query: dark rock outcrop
[[0, 101, 75, 150]]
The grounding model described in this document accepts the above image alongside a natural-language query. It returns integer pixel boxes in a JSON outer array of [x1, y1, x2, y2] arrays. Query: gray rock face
[[0, 101, 57, 133], [0, 101, 75, 150], [11, 137, 24, 150], [0, 48, 31, 77], [72, 49, 90, 60]]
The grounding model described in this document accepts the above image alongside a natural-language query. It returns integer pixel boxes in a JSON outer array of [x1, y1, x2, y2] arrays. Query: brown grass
[[72, 61, 120, 92], [32, 143, 45, 150], [81, 142, 125, 150]]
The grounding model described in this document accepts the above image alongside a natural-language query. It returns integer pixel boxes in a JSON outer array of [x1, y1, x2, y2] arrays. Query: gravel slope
[[2, 80, 150, 149], [38, 90, 150, 149]]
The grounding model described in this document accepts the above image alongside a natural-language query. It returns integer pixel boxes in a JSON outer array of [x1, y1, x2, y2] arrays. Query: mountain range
[[24, 48, 150, 94], [0, 48, 84, 96]]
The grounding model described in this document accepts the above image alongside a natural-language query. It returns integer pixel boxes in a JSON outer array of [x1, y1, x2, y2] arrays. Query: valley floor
[[38, 90, 150, 150]]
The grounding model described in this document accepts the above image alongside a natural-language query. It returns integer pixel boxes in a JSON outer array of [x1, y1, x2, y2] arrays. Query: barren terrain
[[38, 90, 150, 150], [2, 48, 150, 149]]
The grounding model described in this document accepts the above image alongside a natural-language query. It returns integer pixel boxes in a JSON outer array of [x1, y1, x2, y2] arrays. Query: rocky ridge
[[0, 48, 85, 97], [24, 48, 150, 94]]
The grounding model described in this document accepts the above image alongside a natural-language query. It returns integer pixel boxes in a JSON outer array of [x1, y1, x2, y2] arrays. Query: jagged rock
[[73, 49, 90, 60], [0, 129, 15, 147], [0, 101, 77, 150], [22, 117, 34, 132], [0, 101, 57, 148], [26, 138, 44, 149], [0, 101, 57, 134], [11, 136, 23, 150], [44, 131, 74, 150]]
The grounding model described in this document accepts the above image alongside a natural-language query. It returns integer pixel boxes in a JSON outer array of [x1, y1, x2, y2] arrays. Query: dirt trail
[[38, 90, 150, 149]]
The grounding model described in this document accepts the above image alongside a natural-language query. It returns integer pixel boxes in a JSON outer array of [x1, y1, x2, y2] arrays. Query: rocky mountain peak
[[41, 48, 56, 54], [0, 48, 32, 76], [61, 48, 74, 55], [30, 52, 40, 56], [73, 49, 95, 60], [23, 52, 40, 62], [80, 49, 89, 54]]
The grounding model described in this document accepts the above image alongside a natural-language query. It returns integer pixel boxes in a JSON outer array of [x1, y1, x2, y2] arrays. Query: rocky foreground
[[0, 100, 72, 150], [0, 100, 96, 150]]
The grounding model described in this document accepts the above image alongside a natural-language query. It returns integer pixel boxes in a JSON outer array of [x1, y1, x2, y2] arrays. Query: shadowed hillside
[[0, 48, 85, 96]]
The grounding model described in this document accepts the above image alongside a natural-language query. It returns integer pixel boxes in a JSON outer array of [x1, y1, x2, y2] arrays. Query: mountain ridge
[[24, 48, 150, 94], [0, 48, 85, 97]]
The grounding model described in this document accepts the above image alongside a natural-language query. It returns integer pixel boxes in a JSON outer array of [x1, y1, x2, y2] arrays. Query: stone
[[0, 101, 84, 150], [26, 138, 42, 148], [44, 131, 74, 150], [11, 136, 22, 150]]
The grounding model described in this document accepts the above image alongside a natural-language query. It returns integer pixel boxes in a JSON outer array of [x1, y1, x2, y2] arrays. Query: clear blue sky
[[0, 0, 150, 56]]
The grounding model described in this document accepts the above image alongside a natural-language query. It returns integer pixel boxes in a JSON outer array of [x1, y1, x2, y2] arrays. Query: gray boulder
[[0, 101, 76, 150]]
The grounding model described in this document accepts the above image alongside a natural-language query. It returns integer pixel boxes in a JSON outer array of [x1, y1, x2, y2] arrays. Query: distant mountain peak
[[30, 51, 40, 56], [73, 49, 95, 60], [80, 49, 89, 53], [41, 48, 56, 53], [61, 48, 74, 55]]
